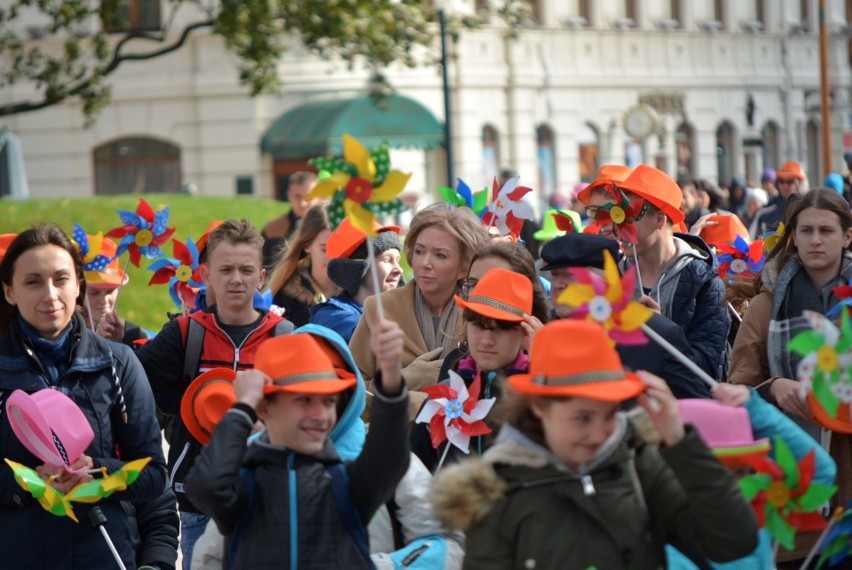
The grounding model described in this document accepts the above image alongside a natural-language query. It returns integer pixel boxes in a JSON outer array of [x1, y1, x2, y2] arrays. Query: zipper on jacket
[[209, 313, 270, 371], [581, 474, 596, 496], [170, 442, 191, 493], [287, 453, 298, 570]]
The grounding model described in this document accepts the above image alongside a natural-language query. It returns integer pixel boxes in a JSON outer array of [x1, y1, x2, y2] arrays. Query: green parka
[[431, 416, 758, 570]]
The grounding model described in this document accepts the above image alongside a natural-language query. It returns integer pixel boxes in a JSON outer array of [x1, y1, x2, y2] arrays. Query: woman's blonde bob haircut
[[403, 205, 489, 272]]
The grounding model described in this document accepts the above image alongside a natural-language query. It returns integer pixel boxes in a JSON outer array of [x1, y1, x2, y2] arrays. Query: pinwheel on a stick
[[480, 176, 534, 240], [147, 237, 204, 312]]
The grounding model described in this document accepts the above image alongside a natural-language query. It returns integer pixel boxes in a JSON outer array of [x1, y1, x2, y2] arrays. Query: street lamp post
[[439, 8, 455, 186]]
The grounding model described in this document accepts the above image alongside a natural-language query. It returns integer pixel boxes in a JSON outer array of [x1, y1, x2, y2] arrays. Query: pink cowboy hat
[[677, 399, 770, 468], [6, 389, 94, 473]]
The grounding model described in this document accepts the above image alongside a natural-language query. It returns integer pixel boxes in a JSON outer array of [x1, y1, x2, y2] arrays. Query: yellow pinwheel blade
[[603, 250, 622, 304], [86, 232, 104, 263], [309, 172, 350, 199], [343, 200, 377, 236], [558, 283, 595, 307], [342, 134, 377, 182], [618, 302, 653, 331], [371, 170, 412, 202], [5, 459, 79, 522]]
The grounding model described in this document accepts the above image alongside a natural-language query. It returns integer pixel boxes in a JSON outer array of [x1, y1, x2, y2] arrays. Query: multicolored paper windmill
[[557, 250, 652, 345], [4, 457, 151, 523], [827, 286, 852, 318], [738, 437, 836, 550], [414, 370, 496, 454], [147, 237, 204, 311], [106, 198, 175, 267], [818, 505, 852, 568], [717, 236, 765, 281], [763, 222, 785, 253], [308, 134, 410, 235], [480, 177, 534, 239], [589, 186, 646, 245], [437, 178, 489, 216], [552, 209, 577, 234], [788, 309, 852, 418], [70, 223, 112, 280]]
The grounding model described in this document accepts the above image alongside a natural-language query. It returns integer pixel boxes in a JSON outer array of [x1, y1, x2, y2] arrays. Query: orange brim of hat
[[453, 294, 525, 323], [181, 368, 237, 445], [808, 392, 852, 434], [263, 374, 356, 396], [713, 440, 772, 469], [507, 372, 646, 401], [85, 270, 129, 288]]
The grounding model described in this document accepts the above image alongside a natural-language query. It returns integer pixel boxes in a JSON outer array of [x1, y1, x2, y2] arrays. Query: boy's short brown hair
[[206, 219, 264, 262]]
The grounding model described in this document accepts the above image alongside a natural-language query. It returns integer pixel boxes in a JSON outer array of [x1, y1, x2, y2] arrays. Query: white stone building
[[2, 0, 851, 213]]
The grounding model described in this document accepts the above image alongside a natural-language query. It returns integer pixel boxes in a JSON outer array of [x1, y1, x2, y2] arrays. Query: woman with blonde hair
[[350, 204, 489, 396], [267, 204, 338, 327]]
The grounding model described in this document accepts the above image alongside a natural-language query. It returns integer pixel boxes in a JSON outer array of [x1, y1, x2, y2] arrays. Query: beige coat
[[349, 280, 464, 419]]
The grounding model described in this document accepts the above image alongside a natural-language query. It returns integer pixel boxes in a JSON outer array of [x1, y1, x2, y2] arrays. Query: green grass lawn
[[1, 194, 289, 332]]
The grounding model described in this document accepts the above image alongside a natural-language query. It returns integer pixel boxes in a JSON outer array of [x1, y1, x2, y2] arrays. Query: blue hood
[[291, 323, 366, 461]]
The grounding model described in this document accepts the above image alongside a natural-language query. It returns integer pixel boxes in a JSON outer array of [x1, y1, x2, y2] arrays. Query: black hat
[[327, 230, 401, 296], [540, 233, 621, 272]]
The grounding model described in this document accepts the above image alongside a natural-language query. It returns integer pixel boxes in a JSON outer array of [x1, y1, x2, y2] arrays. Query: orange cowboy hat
[[0, 234, 17, 263], [196, 220, 224, 257], [698, 214, 750, 249], [617, 164, 685, 225], [508, 320, 646, 401], [808, 392, 852, 434], [777, 160, 806, 181], [255, 334, 356, 396], [454, 267, 533, 323], [577, 164, 633, 205], [326, 218, 401, 260], [86, 237, 130, 289], [180, 368, 238, 445]]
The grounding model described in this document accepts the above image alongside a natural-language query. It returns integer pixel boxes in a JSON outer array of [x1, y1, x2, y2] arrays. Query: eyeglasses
[[777, 178, 797, 185], [585, 200, 650, 222], [460, 278, 478, 299]]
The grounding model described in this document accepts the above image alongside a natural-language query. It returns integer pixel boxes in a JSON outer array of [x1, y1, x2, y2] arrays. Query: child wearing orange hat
[[411, 267, 533, 471], [185, 318, 410, 569], [431, 319, 758, 569]]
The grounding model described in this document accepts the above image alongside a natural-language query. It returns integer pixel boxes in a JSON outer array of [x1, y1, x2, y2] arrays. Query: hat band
[[532, 369, 625, 387], [466, 295, 524, 317], [272, 370, 339, 386]]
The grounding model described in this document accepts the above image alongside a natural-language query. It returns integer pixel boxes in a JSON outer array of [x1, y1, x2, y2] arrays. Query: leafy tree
[[0, 0, 531, 123]]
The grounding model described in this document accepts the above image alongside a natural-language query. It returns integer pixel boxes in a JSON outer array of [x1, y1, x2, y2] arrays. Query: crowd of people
[[2, 158, 852, 569]]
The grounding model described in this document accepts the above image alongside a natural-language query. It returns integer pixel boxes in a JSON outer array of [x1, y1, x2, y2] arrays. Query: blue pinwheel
[[147, 238, 202, 311], [437, 179, 489, 216], [70, 223, 112, 277], [818, 505, 852, 568], [106, 198, 175, 267], [717, 236, 765, 282]]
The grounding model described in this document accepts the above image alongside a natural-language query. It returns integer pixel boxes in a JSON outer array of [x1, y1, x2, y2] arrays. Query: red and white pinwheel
[[415, 370, 496, 454], [481, 177, 534, 239]]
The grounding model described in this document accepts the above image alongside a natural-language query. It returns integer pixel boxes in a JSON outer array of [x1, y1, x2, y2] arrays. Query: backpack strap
[[386, 497, 406, 551], [273, 319, 295, 336], [183, 317, 206, 382], [226, 466, 258, 568], [327, 463, 376, 570]]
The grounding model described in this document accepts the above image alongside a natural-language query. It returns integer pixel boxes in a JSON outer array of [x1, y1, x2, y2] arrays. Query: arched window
[[675, 122, 695, 179], [482, 125, 501, 183], [536, 124, 557, 195], [761, 121, 781, 171], [716, 121, 737, 186], [93, 137, 181, 195], [578, 122, 599, 183], [807, 119, 820, 185]]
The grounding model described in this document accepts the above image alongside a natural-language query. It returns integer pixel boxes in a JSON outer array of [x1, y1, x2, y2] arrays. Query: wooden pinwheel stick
[[799, 506, 844, 570], [109, 255, 132, 315], [84, 295, 97, 332], [435, 442, 452, 473], [727, 302, 743, 323], [365, 237, 385, 321], [639, 323, 719, 389], [88, 506, 127, 570]]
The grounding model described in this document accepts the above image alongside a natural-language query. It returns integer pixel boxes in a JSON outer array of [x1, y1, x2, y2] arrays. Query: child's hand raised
[[371, 318, 404, 394], [713, 383, 751, 407], [234, 369, 270, 409], [636, 371, 685, 446]]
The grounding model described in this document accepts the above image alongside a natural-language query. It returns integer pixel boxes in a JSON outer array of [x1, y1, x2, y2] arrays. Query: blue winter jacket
[[667, 388, 836, 570], [0, 314, 168, 570], [309, 293, 364, 344]]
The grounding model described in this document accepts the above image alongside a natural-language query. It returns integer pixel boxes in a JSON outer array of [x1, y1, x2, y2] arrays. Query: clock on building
[[623, 104, 658, 140]]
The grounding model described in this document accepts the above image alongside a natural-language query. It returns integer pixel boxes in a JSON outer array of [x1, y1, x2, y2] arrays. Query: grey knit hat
[[327, 230, 401, 296]]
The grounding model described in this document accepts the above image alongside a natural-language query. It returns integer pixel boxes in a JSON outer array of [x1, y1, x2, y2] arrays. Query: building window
[[578, 122, 599, 183], [626, 0, 638, 22], [482, 125, 501, 183], [713, 0, 725, 27], [94, 137, 180, 195], [761, 121, 781, 172], [800, 0, 811, 32], [675, 122, 695, 180], [102, 0, 161, 33], [807, 119, 820, 184], [671, 0, 682, 24], [579, 0, 592, 24], [536, 124, 557, 196], [716, 121, 737, 186], [756, 0, 766, 29]]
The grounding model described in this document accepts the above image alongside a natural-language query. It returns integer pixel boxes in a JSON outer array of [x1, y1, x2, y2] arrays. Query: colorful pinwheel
[[552, 209, 576, 234], [70, 223, 112, 279], [738, 437, 836, 550], [788, 309, 852, 418], [717, 236, 765, 281], [147, 237, 203, 311], [589, 185, 646, 245], [437, 178, 489, 216], [4, 457, 151, 523], [763, 222, 785, 253], [818, 505, 852, 568], [480, 177, 534, 239], [308, 134, 410, 235], [827, 286, 852, 318], [557, 249, 652, 345], [415, 370, 496, 454], [106, 198, 175, 267]]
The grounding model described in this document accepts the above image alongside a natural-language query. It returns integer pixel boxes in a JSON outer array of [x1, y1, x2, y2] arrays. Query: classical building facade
[[2, 0, 851, 213]]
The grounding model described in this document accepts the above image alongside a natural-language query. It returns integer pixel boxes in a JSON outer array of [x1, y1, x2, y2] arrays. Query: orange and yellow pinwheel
[[4, 457, 151, 523], [557, 250, 652, 345], [308, 134, 410, 236]]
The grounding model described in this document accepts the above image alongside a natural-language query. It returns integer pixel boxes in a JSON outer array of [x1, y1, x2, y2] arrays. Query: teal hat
[[534, 209, 583, 241]]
